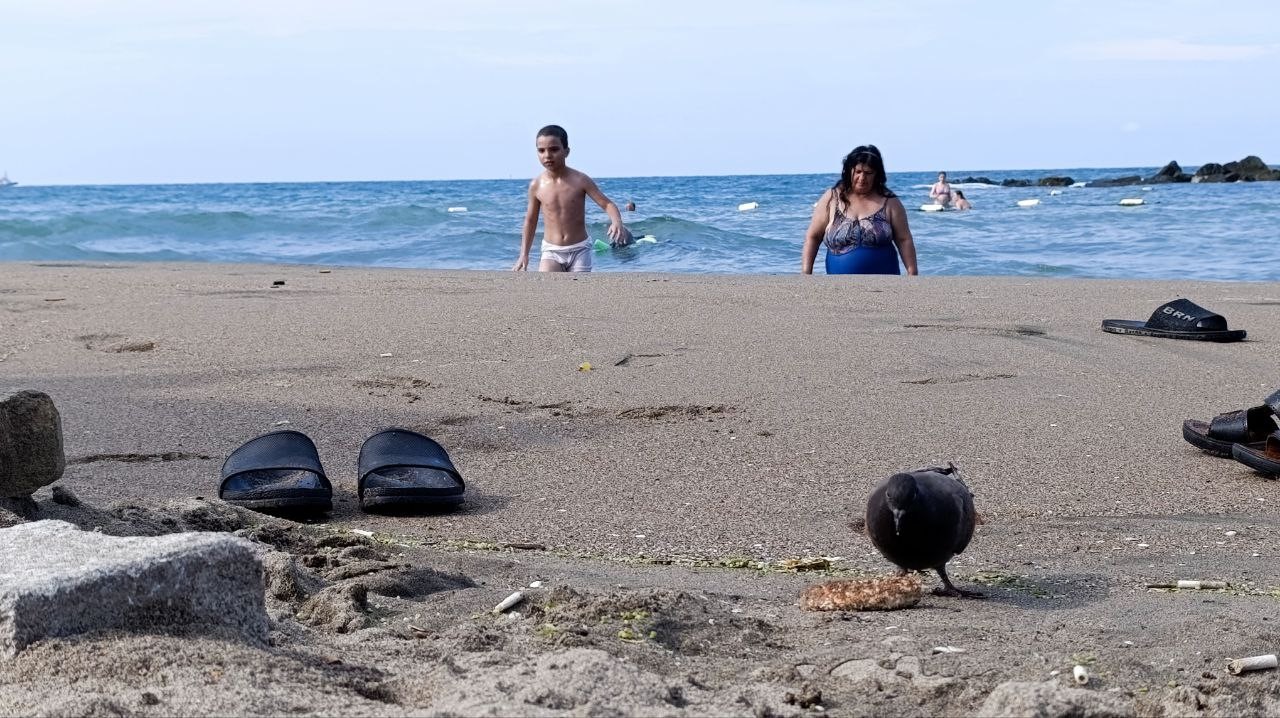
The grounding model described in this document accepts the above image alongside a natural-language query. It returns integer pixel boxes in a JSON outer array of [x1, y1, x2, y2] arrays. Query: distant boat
[[0, 171, 16, 188]]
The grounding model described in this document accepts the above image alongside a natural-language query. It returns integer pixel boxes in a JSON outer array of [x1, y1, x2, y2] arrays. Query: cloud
[[1121, 121, 1141, 133], [1065, 38, 1278, 62]]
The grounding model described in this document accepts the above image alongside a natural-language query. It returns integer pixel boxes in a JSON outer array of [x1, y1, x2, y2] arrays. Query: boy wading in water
[[512, 125, 631, 272]]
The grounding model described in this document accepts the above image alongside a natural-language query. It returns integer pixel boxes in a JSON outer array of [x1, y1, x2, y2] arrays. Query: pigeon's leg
[[932, 565, 985, 598]]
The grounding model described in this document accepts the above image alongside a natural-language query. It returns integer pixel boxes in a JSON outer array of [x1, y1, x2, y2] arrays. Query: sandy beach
[[3, 261, 1280, 716]]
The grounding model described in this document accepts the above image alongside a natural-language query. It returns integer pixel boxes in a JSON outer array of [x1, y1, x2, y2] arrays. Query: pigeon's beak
[[891, 508, 904, 535]]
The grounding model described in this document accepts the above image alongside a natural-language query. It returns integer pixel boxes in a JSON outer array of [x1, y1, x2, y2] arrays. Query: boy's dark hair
[[536, 125, 569, 149]]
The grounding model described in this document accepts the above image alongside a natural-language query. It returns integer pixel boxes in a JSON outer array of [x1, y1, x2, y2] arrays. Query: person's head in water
[[954, 190, 965, 200], [832, 145, 892, 198], [624, 200, 635, 211], [937, 171, 947, 182], [536, 125, 570, 172]]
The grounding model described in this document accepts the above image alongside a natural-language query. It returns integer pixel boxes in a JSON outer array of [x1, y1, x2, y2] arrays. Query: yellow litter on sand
[[578, 362, 592, 372]]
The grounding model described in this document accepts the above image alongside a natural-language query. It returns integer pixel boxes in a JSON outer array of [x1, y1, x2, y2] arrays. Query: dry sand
[[2, 261, 1280, 716]]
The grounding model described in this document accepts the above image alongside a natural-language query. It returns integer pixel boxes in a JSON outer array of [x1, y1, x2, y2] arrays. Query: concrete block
[[0, 389, 65, 498], [0, 520, 267, 658]]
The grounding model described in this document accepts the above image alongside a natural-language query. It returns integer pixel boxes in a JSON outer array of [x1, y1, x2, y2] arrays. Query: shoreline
[[3, 262, 1280, 715]]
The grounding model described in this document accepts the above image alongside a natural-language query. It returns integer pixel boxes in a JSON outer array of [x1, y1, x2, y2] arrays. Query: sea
[[2, 168, 1278, 281]]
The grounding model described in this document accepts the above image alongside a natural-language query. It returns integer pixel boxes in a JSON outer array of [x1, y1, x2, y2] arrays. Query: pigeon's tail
[[911, 462, 968, 485]]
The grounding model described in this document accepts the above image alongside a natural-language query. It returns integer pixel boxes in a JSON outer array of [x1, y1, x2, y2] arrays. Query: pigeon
[[865, 462, 983, 598]]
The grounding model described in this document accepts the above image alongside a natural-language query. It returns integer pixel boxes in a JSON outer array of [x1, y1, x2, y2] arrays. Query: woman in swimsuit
[[802, 145, 919, 275], [929, 171, 953, 207]]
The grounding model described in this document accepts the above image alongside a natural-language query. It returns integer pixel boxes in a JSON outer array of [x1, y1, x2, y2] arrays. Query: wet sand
[[2, 262, 1279, 716]]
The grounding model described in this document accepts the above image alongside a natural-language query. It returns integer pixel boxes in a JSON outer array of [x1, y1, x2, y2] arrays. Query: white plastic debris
[[1177, 580, 1228, 590], [1073, 665, 1090, 685], [350, 529, 374, 538], [932, 646, 966, 654], [1227, 654, 1277, 675], [493, 591, 525, 614]]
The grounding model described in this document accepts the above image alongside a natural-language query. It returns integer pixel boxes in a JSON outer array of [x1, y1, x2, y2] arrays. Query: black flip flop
[[1232, 431, 1280, 477], [1101, 298, 1246, 342], [358, 428, 465, 511], [1183, 390, 1280, 457], [220, 430, 333, 513]]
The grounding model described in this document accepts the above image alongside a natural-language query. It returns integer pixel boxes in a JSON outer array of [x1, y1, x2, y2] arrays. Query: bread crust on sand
[[799, 575, 923, 612]]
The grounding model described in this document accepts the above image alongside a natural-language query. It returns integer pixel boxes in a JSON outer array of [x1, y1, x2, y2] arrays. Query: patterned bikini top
[[824, 198, 893, 254]]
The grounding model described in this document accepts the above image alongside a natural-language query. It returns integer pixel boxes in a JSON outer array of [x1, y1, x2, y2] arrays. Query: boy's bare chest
[[536, 184, 585, 209]]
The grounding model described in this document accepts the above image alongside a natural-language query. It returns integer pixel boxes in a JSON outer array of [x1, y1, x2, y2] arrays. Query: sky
[[2, 0, 1278, 185]]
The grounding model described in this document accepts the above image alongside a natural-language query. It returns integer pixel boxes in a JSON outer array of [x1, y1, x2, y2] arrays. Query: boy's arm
[[513, 180, 540, 271], [582, 175, 631, 245]]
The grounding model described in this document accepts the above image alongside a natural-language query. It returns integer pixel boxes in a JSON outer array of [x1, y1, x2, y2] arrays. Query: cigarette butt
[[1227, 654, 1278, 675], [350, 529, 374, 537], [1073, 665, 1089, 685], [493, 591, 524, 614], [1176, 580, 1228, 590]]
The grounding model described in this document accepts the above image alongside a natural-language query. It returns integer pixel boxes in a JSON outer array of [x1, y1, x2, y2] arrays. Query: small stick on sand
[[1227, 654, 1278, 675]]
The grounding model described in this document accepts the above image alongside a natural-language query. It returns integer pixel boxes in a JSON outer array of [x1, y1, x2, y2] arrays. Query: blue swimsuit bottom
[[824, 244, 901, 275]]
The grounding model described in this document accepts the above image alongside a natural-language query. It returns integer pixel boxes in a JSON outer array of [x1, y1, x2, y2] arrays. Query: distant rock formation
[[1037, 176, 1074, 187], [1000, 178, 1031, 187], [1193, 163, 1232, 183], [1085, 175, 1143, 188], [1145, 161, 1192, 184], [1193, 156, 1280, 183], [1086, 156, 1277, 187], [956, 176, 996, 185]]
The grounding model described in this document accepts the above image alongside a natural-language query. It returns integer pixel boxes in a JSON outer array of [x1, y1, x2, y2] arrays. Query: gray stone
[[0, 390, 65, 498], [1086, 175, 1143, 188], [979, 680, 1132, 717], [0, 520, 267, 658]]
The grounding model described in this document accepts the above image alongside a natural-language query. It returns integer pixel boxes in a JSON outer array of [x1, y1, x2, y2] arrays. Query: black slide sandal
[[220, 430, 332, 514], [1232, 431, 1280, 477], [1182, 389, 1280, 457], [358, 428, 465, 511], [1102, 298, 1246, 342]]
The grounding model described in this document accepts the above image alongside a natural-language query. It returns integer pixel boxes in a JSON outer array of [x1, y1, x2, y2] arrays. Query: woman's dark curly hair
[[830, 145, 894, 204]]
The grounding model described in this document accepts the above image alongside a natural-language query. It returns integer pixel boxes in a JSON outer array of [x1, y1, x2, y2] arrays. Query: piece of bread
[[799, 574, 923, 611]]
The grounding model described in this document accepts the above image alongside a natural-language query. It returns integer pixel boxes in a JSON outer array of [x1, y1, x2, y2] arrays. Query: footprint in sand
[[355, 376, 439, 403], [902, 324, 1046, 338], [901, 373, 1016, 385], [69, 452, 210, 464], [77, 333, 157, 353], [616, 405, 735, 420]]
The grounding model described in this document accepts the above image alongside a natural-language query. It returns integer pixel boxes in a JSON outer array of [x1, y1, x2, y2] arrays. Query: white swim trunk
[[540, 237, 593, 272]]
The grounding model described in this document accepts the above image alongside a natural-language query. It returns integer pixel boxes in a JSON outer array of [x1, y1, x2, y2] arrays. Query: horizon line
[[13, 159, 1277, 188]]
